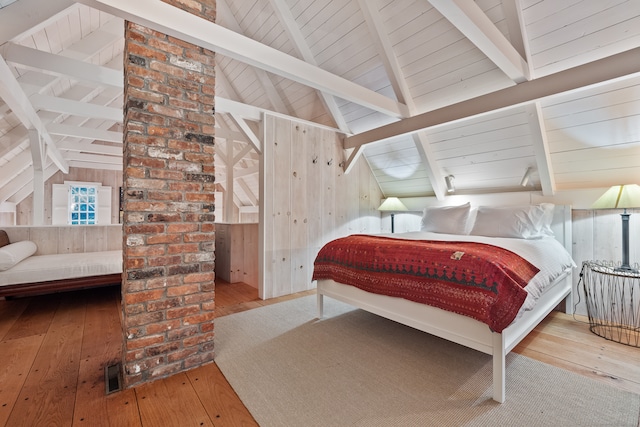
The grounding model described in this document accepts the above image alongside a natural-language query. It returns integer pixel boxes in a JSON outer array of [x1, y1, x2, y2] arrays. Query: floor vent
[[104, 363, 122, 395]]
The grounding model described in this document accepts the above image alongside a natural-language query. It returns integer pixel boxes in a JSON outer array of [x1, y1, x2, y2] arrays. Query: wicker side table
[[580, 261, 640, 347]]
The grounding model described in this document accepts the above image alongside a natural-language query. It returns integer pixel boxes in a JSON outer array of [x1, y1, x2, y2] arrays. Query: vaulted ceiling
[[1, 0, 639, 215]]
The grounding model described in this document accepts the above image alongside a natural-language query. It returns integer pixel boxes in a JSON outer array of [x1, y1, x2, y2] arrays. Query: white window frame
[[52, 181, 112, 225]]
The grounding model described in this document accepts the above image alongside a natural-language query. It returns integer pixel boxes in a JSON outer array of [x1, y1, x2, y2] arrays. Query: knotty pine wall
[[260, 114, 382, 299]]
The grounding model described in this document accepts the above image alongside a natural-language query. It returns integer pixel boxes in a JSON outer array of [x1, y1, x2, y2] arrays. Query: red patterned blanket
[[312, 235, 540, 332]]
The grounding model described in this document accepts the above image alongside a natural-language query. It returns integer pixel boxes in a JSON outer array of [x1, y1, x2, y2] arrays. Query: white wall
[[260, 114, 382, 299]]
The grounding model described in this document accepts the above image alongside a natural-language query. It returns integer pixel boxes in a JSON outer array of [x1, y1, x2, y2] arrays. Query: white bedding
[[0, 250, 122, 287], [377, 231, 576, 314]]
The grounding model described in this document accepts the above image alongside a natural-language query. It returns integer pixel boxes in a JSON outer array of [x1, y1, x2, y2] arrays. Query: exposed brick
[[168, 347, 198, 363], [126, 224, 166, 234], [123, 3, 215, 388], [167, 304, 200, 319], [183, 331, 214, 347], [124, 289, 166, 305], [167, 283, 200, 296], [146, 319, 181, 334], [127, 268, 165, 281], [147, 254, 182, 266], [183, 351, 214, 369], [183, 272, 214, 283], [168, 264, 200, 276], [146, 342, 180, 357], [167, 325, 199, 340], [128, 334, 165, 350]]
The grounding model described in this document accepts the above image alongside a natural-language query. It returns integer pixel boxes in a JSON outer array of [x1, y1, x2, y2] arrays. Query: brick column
[[122, 0, 216, 387]]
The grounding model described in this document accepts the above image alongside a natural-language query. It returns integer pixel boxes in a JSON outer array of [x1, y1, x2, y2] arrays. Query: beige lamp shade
[[378, 197, 408, 212], [591, 184, 640, 209]]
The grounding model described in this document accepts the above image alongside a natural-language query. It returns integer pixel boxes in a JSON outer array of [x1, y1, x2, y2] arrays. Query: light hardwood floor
[[0, 281, 638, 426]]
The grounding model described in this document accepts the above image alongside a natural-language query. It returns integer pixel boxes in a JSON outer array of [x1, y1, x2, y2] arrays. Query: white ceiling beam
[[31, 93, 122, 121], [67, 160, 122, 171], [57, 140, 122, 156], [345, 47, 640, 149], [229, 114, 261, 154], [7, 163, 59, 205], [233, 143, 254, 165], [64, 151, 122, 165], [428, 0, 529, 83], [47, 123, 122, 143], [501, 0, 527, 61], [0, 0, 76, 45], [0, 55, 68, 172], [3, 43, 123, 88], [218, 0, 290, 116], [79, 0, 409, 119], [269, 0, 352, 132], [358, 0, 446, 200], [214, 126, 247, 143], [526, 103, 555, 196]]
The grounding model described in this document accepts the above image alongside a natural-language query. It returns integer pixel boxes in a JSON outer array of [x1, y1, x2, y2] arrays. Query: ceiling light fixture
[[445, 175, 455, 193], [520, 167, 534, 187]]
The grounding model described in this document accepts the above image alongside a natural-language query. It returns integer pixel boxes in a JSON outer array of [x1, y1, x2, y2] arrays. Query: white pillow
[[0, 241, 38, 271], [470, 204, 555, 239], [420, 203, 471, 235]]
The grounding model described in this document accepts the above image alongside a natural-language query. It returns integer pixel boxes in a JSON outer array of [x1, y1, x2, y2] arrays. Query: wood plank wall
[[2, 225, 122, 254], [260, 114, 382, 299], [13, 167, 123, 226]]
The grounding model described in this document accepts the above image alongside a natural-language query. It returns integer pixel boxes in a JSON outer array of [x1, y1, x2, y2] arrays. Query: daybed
[[0, 230, 122, 298], [313, 203, 575, 403]]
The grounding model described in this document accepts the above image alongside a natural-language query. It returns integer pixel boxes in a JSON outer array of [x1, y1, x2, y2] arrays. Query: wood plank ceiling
[[0, 0, 639, 217]]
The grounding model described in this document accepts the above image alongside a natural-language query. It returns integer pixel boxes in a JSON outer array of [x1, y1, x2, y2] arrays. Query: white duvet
[[379, 231, 576, 313]]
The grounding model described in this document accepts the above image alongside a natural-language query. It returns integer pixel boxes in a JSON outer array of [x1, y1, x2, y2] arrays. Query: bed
[[0, 230, 122, 298], [314, 203, 575, 403]]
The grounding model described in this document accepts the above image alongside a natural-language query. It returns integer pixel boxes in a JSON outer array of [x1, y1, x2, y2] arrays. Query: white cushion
[[420, 203, 471, 235], [0, 241, 38, 271], [470, 204, 555, 239]]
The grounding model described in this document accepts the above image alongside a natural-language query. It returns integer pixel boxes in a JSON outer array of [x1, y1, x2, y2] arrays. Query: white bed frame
[[316, 205, 573, 403]]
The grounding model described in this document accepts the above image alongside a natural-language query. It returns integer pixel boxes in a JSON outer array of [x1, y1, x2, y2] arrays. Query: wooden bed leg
[[317, 292, 324, 319], [492, 332, 506, 403]]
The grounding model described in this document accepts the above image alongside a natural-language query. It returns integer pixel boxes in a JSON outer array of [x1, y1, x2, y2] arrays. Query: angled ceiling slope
[[0, 0, 639, 214]]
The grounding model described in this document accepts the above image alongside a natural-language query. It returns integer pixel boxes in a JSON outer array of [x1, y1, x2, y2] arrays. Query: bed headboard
[[550, 205, 572, 256]]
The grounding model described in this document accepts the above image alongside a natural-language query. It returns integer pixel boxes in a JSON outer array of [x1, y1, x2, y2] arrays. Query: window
[[52, 181, 112, 225], [68, 184, 97, 225]]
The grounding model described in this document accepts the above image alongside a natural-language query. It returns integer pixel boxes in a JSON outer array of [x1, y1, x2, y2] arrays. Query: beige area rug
[[215, 295, 640, 426]]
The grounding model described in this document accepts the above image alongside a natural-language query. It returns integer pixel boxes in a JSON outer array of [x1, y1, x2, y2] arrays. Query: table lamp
[[591, 184, 640, 272], [378, 197, 408, 233]]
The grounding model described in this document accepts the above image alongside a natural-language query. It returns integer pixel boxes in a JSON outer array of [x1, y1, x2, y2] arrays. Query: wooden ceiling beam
[[428, 0, 529, 83], [345, 47, 640, 150], [79, 0, 408, 119]]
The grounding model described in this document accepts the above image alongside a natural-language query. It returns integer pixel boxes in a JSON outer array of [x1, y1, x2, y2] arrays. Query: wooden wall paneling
[[259, 117, 272, 299], [321, 126, 337, 245], [271, 116, 293, 297], [57, 226, 85, 254], [571, 209, 594, 315], [28, 227, 58, 255], [306, 124, 324, 254], [290, 123, 311, 293], [593, 210, 620, 262], [83, 225, 109, 252], [242, 223, 259, 287]]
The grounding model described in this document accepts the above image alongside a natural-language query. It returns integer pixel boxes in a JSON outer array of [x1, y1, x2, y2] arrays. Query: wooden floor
[[0, 281, 638, 427]]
